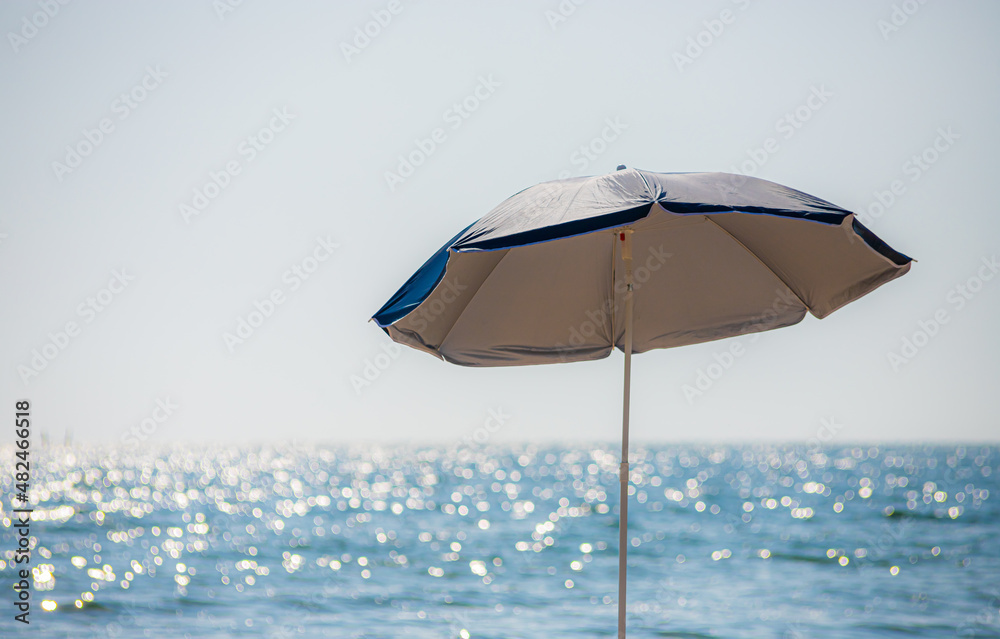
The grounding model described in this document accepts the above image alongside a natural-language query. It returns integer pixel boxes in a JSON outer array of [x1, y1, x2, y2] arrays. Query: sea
[[0, 443, 997, 639]]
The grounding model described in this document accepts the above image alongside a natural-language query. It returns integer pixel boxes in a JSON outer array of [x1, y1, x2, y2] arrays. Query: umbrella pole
[[618, 230, 634, 639]]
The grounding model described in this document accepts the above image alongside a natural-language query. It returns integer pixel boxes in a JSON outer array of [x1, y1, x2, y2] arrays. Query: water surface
[[1, 443, 996, 638]]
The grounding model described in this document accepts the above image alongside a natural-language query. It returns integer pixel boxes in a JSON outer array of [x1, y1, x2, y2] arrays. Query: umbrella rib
[[557, 180, 593, 223], [435, 250, 510, 353], [635, 169, 656, 201], [703, 216, 813, 314]]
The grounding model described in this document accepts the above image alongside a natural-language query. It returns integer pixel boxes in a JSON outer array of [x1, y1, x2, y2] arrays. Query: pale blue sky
[[1, 1, 998, 446]]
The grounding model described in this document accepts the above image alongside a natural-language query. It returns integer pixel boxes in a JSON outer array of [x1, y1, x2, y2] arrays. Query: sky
[[1, 1, 998, 447]]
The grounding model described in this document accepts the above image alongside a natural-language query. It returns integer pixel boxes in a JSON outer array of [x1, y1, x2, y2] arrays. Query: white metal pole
[[618, 230, 634, 639]]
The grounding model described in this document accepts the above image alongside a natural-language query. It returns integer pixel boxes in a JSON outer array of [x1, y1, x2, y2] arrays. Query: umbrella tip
[[616, 165, 627, 171]]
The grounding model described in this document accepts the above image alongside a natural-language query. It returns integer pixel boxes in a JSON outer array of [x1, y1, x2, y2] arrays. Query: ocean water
[[0, 443, 997, 639]]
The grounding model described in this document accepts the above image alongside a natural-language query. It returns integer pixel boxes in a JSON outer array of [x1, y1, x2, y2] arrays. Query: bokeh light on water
[[1, 443, 997, 638]]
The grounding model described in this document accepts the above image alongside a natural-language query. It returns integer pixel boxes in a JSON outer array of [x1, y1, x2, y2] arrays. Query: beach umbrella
[[371, 167, 912, 638]]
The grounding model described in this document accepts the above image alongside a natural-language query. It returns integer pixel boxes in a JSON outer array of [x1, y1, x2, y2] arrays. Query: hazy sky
[[2, 1, 998, 447]]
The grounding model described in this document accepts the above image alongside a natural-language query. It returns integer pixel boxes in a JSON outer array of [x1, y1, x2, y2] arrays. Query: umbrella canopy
[[372, 167, 912, 638], [373, 169, 911, 364]]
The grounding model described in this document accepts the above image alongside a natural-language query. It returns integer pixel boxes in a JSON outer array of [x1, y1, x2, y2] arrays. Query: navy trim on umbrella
[[372, 223, 473, 328], [453, 204, 653, 252], [852, 217, 913, 266]]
